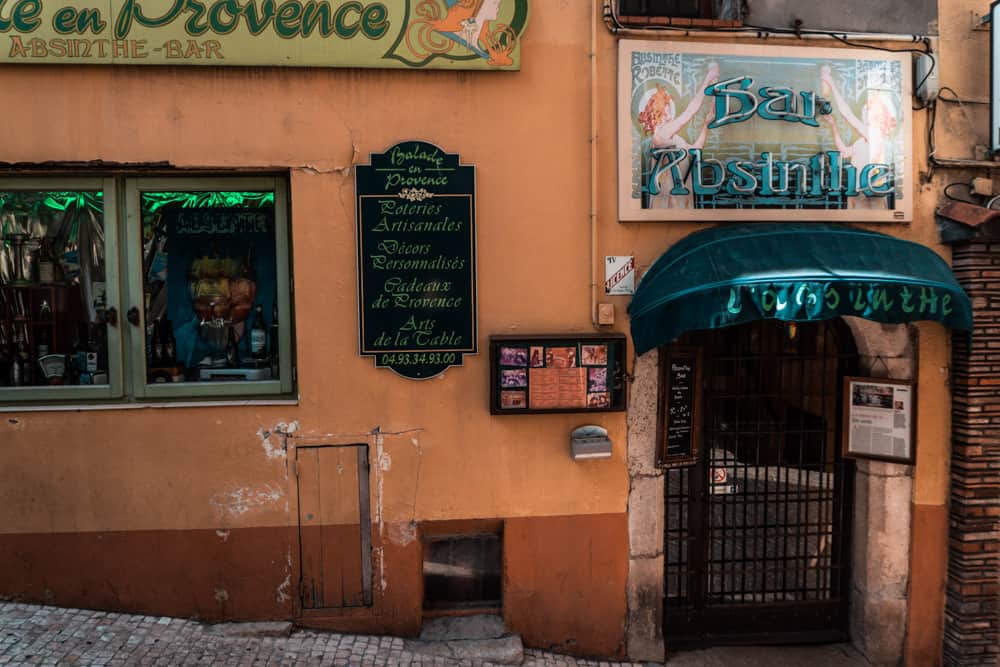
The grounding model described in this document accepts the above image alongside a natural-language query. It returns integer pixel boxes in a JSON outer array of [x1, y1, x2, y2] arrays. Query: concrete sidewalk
[[0, 602, 869, 666]]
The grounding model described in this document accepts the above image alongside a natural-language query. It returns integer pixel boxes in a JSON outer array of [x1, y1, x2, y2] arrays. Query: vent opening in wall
[[423, 533, 502, 611]]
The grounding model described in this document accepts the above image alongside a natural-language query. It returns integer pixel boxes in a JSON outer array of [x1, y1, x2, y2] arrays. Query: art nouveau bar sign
[[0, 0, 528, 69], [618, 41, 913, 222]]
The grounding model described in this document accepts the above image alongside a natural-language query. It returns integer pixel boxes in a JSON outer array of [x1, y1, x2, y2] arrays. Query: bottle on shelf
[[85, 322, 106, 376], [9, 345, 23, 387], [162, 319, 176, 366], [144, 290, 154, 365], [38, 298, 52, 322], [35, 299, 53, 358], [152, 317, 164, 366], [225, 324, 241, 368], [36, 326, 51, 358], [36, 238, 61, 285], [251, 304, 267, 362], [269, 302, 279, 378], [13, 290, 27, 319], [74, 323, 91, 385], [14, 325, 31, 386], [0, 324, 11, 387], [85, 323, 100, 374]]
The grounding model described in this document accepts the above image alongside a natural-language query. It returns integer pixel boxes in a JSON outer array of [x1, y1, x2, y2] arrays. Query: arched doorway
[[663, 319, 858, 646]]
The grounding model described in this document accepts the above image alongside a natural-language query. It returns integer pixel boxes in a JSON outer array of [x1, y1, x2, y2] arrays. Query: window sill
[[616, 15, 743, 29], [0, 397, 299, 413]]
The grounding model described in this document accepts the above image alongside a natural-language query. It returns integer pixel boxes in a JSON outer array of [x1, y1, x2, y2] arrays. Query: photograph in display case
[[490, 334, 627, 415]]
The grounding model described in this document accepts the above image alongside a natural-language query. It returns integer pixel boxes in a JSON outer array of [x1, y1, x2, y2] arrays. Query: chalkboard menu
[[490, 335, 627, 415], [356, 141, 477, 379], [658, 347, 701, 468]]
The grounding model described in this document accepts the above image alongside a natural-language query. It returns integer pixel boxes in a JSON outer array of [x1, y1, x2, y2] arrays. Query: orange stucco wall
[[0, 3, 631, 656], [0, 0, 977, 660]]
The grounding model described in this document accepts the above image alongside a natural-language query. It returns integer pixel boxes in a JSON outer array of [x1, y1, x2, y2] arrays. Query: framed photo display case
[[490, 335, 627, 415], [842, 376, 916, 464]]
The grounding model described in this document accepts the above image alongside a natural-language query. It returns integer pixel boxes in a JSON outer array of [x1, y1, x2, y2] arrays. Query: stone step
[[404, 634, 524, 665], [418, 614, 507, 641]]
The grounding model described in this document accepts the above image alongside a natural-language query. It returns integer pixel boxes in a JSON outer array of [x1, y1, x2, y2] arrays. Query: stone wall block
[[628, 475, 664, 558], [626, 555, 665, 663], [852, 597, 908, 667], [627, 350, 660, 478]]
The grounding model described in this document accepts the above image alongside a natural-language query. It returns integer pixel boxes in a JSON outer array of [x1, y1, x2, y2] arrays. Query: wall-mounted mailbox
[[570, 425, 612, 460]]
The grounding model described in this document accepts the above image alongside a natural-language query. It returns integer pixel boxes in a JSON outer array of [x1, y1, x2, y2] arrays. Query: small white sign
[[605, 256, 635, 295]]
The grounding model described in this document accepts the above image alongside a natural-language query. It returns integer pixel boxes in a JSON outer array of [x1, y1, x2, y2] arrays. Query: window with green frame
[[0, 176, 295, 405]]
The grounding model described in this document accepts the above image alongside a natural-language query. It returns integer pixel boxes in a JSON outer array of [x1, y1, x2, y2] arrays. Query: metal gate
[[664, 320, 856, 646]]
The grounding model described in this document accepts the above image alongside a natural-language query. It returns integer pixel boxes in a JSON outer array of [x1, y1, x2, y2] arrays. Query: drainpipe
[[590, 0, 600, 327]]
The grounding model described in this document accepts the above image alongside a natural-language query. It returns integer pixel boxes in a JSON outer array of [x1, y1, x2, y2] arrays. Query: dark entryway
[[663, 320, 857, 646]]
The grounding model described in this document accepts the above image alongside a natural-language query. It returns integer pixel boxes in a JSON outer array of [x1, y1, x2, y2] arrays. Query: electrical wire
[[939, 86, 990, 105], [944, 182, 977, 203], [927, 98, 937, 160]]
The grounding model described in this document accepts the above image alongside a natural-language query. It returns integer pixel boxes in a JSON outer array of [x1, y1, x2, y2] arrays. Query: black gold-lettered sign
[[356, 141, 477, 379], [657, 346, 701, 468]]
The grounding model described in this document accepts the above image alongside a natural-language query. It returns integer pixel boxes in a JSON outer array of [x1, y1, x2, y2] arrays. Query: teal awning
[[628, 223, 973, 355]]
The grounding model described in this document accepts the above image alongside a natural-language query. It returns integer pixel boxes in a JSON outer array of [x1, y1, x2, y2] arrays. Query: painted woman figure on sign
[[820, 65, 899, 209], [639, 61, 720, 210]]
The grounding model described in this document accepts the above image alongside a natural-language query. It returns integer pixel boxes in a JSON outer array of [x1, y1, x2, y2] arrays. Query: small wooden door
[[296, 444, 372, 609]]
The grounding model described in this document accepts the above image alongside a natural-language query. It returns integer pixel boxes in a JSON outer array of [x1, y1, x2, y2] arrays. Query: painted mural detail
[[618, 41, 913, 222], [385, 0, 524, 68], [0, 0, 528, 69]]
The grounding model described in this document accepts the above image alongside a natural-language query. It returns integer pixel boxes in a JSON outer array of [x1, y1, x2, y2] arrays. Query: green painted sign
[[0, 0, 528, 69], [694, 280, 969, 339], [356, 140, 476, 379]]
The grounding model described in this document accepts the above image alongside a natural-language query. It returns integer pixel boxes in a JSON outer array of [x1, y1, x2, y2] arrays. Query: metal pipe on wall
[[590, 1, 600, 327]]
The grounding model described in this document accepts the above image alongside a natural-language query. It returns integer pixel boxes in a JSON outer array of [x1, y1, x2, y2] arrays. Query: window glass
[[0, 190, 110, 388], [140, 191, 281, 385], [619, 0, 708, 18]]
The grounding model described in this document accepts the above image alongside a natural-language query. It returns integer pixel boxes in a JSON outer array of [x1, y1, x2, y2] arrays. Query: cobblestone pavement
[[0, 603, 641, 667]]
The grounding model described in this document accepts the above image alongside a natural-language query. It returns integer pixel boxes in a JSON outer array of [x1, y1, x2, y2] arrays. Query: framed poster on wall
[[842, 376, 916, 464]]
